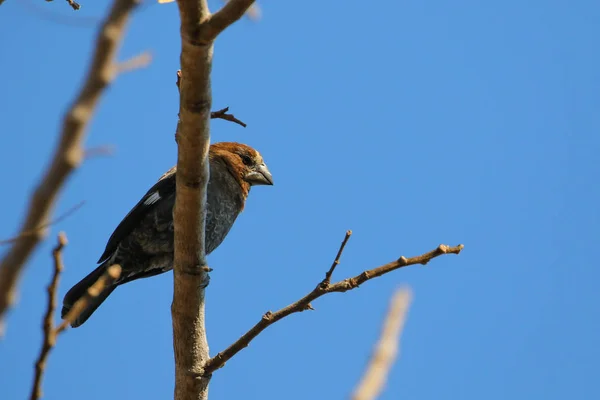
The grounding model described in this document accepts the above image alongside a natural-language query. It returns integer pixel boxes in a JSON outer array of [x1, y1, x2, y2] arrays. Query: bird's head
[[210, 142, 273, 194]]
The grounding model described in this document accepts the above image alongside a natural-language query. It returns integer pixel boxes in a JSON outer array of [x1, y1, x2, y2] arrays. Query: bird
[[61, 142, 273, 327]]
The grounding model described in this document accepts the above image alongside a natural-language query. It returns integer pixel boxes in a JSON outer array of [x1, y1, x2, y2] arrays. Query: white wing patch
[[144, 191, 161, 206]]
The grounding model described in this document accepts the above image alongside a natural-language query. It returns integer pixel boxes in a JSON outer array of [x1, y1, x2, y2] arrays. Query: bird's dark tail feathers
[[61, 261, 117, 328]]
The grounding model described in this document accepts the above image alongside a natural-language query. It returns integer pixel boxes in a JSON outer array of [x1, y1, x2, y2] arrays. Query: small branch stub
[[176, 70, 247, 128]]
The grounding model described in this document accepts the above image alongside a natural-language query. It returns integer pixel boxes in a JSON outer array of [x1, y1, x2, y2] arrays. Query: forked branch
[[202, 235, 464, 375], [29, 233, 121, 400]]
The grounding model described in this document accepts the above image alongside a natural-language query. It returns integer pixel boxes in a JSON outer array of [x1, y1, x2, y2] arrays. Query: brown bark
[[171, 1, 256, 399]]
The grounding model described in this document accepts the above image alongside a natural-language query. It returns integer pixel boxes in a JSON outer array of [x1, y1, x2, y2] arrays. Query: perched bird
[[61, 142, 273, 327]]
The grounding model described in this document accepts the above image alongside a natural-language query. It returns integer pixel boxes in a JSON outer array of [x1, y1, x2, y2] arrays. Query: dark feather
[[98, 168, 176, 263], [61, 261, 116, 327]]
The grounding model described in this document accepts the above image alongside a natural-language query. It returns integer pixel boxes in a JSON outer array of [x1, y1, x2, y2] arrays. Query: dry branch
[[29, 233, 121, 400], [172, 0, 256, 399], [210, 107, 247, 127], [202, 237, 463, 375], [0, 0, 138, 333], [352, 288, 413, 400], [65, 0, 81, 10], [115, 51, 153, 74], [176, 71, 246, 128], [29, 233, 67, 400], [43, 0, 80, 10], [324, 230, 352, 284]]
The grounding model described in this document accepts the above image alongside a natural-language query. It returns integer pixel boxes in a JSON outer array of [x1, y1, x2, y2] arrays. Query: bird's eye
[[240, 154, 253, 166]]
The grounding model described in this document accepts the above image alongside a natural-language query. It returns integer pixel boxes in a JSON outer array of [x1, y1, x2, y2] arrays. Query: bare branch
[[43, 0, 81, 10], [0, 202, 85, 246], [202, 238, 464, 375], [178, 71, 247, 128], [323, 230, 352, 284], [0, 0, 138, 331], [83, 145, 116, 159], [29, 233, 67, 400], [352, 288, 413, 400], [28, 234, 121, 400], [221, 0, 260, 20], [172, 0, 257, 398], [172, 0, 213, 397], [115, 51, 153, 74], [211, 107, 247, 128], [65, 0, 81, 10], [201, 0, 256, 42]]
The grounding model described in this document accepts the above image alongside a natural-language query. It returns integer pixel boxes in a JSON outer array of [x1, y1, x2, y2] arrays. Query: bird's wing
[[97, 167, 177, 263]]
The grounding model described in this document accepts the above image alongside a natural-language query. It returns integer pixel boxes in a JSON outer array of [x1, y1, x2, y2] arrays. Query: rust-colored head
[[210, 142, 273, 196]]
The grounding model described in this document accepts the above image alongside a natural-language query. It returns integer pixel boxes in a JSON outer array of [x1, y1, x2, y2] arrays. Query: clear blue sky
[[1, 0, 599, 399]]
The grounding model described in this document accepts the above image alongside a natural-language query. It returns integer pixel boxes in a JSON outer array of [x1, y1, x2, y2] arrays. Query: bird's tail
[[61, 261, 117, 328]]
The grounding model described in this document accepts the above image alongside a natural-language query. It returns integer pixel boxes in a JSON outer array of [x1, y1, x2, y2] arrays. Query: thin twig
[[115, 51, 153, 74], [202, 238, 464, 375], [29, 233, 67, 400], [28, 234, 121, 400], [83, 145, 116, 159], [0, 202, 85, 246], [0, 0, 138, 332], [176, 72, 246, 128], [323, 230, 352, 284], [211, 107, 247, 128], [65, 0, 81, 10], [352, 288, 413, 400], [44, 0, 80, 10]]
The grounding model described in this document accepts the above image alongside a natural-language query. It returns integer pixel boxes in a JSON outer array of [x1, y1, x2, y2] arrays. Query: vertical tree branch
[[29, 233, 121, 400], [0, 0, 138, 333], [172, 1, 255, 399], [172, 0, 213, 398], [29, 233, 67, 400]]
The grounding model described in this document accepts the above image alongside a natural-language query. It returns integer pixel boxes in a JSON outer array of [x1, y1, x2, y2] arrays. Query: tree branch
[[202, 237, 464, 375], [352, 288, 413, 400], [29, 233, 67, 400], [324, 230, 352, 284], [65, 0, 81, 10], [210, 107, 247, 128], [0, 0, 138, 333], [203, 0, 256, 41], [176, 71, 247, 128], [43, 0, 81, 11], [172, 0, 255, 398], [29, 233, 121, 400]]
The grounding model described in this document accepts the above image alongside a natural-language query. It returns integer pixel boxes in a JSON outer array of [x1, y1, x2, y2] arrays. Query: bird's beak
[[245, 163, 274, 186]]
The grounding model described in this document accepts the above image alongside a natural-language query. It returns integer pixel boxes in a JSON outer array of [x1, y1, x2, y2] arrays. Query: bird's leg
[[199, 265, 211, 289]]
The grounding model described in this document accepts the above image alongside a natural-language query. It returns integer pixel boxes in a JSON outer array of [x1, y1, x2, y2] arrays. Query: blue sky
[[1, 0, 599, 399]]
